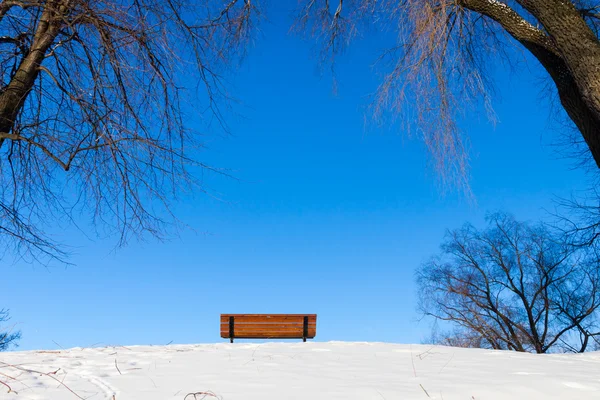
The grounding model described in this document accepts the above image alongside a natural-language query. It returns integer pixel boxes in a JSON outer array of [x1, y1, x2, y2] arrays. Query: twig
[[0, 361, 83, 399], [148, 376, 157, 388], [184, 391, 220, 399], [52, 340, 66, 350], [438, 353, 454, 374], [416, 346, 435, 360], [0, 378, 14, 394], [0, 371, 17, 381], [410, 345, 417, 378], [111, 345, 133, 351], [419, 384, 431, 398], [251, 344, 261, 360], [1, 370, 30, 391], [60, 370, 68, 386]]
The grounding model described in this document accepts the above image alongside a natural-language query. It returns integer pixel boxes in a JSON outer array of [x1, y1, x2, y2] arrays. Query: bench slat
[[220, 323, 316, 330], [222, 332, 316, 339], [221, 327, 317, 335], [221, 314, 316, 317], [220, 323, 314, 329], [220, 315, 316, 324]]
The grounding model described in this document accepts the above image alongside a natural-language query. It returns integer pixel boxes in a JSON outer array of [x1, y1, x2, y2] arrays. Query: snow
[[1, 342, 599, 399]]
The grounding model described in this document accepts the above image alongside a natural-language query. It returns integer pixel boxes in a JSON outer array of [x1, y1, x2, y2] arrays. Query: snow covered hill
[[1, 342, 599, 399]]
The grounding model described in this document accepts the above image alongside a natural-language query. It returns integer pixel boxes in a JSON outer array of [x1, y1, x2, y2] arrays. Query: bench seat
[[220, 314, 317, 342]]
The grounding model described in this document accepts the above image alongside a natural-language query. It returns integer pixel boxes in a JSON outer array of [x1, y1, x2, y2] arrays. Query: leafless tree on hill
[[417, 212, 600, 353], [0, 309, 20, 351]]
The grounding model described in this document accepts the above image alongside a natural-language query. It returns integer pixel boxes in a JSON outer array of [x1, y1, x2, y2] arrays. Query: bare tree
[[0, 309, 20, 351], [417, 212, 600, 353], [7, 1, 600, 263], [294, 0, 600, 187], [0, 0, 257, 263]]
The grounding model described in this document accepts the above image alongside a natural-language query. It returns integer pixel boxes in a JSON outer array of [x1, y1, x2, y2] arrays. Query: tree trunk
[[461, 0, 600, 167], [519, 0, 600, 167], [0, 1, 64, 146]]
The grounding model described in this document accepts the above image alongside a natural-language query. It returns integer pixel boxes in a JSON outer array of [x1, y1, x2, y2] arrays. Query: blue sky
[[2, 3, 592, 351]]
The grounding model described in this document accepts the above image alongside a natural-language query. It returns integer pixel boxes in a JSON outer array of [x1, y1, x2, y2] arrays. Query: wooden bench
[[220, 314, 317, 343]]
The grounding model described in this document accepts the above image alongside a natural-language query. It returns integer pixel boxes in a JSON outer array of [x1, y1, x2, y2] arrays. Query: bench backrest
[[220, 314, 317, 342]]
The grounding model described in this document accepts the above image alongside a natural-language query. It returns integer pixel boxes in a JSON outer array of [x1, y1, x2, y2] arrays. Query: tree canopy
[[2, 0, 600, 263]]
